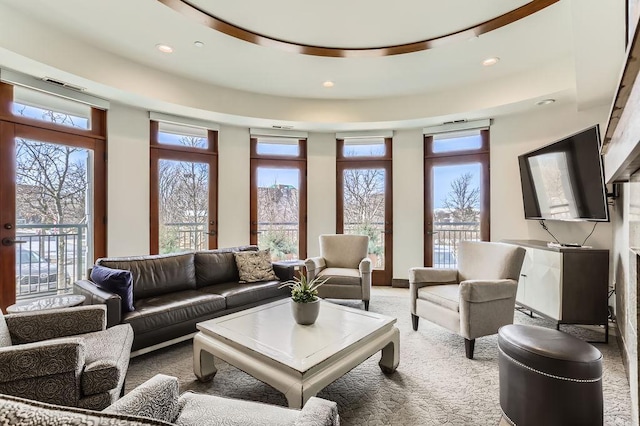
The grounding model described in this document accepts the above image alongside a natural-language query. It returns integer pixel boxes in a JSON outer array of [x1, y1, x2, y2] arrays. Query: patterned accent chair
[[0, 304, 134, 410], [409, 241, 526, 359], [305, 234, 372, 310], [0, 374, 340, 426]]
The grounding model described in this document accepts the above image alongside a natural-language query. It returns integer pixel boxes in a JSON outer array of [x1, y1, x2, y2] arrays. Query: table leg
[[193, 334, 217, 382], [378, 327, 400, 373], [284, 384, 304, 409]]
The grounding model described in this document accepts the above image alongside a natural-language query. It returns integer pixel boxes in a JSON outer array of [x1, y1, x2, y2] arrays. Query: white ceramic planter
[[291, 298, 320, 325]]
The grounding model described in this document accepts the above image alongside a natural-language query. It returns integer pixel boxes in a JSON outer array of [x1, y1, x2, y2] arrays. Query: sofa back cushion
[[194, 246, 259, 288], [97, 252, 196, 300]]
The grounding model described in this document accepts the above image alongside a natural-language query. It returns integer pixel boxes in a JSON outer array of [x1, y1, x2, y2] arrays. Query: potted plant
[[279, 273, 329, 325]]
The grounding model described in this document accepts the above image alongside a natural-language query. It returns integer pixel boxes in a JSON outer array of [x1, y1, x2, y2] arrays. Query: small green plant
[[279, 273, 329, 303]]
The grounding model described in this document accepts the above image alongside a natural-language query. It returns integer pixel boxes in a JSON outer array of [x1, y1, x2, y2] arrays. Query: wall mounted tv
[[518, 125, 609, 222]]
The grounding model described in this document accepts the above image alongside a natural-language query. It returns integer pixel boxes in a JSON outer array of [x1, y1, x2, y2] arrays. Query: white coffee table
[[193, 299, 399, 408]]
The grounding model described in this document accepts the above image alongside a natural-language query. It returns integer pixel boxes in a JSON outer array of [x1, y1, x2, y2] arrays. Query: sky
[[432, 163, 481, 209]]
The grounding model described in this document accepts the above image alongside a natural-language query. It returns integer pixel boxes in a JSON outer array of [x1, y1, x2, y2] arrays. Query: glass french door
[[0, 123, 105, 308], [424, 155, 489, 268], [250, 159, 306, 261], [150, 150, 217, 253], [337, 161, 393, 285]]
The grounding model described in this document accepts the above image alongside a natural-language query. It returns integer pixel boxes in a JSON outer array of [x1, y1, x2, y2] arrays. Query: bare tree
[[442, 172, 480, 222], [343, 168, 385, 259], [257, 181, 299, 260], [13, 104, 90, 290], [158, 136, 210, 253]]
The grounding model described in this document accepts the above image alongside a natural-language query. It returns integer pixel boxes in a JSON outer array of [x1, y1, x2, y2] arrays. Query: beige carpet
[[126, 287, 632, 425]]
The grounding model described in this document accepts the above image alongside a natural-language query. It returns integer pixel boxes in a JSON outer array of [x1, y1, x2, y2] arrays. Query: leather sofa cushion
[[194, 251, 239, 287], [97, 253, 196, 300], [123, 290, 225, 335], [199, 281, 289, 309], [417, 284, 460, 312]]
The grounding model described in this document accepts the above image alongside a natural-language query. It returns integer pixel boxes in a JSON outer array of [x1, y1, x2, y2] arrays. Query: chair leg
[[120, 379, 126, 397], [465, 338, 476, 359], [364, 300, 369, 311], [411, 314, 419, 331]]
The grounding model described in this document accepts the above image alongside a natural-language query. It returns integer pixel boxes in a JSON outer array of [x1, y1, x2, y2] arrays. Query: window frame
[[0, 82, 107, 310], [423, 129, 490, 267], [149, 120, 219, 254], [336, 137, 393, 286], [249, 137, 307, 260]]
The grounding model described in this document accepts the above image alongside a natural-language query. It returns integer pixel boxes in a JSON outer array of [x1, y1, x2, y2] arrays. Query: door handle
[[204, 231, 217, 236], [2, 238, 26, 246], [426, 231, 439, 236]]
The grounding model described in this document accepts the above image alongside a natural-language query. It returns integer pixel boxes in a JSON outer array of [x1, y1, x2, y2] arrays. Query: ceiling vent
[[42, 77, 86, 92]]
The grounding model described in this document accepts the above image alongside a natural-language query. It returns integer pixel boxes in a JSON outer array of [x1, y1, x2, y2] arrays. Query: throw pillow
[[233, 249, 278, 283], [90, 264, 135, 312]]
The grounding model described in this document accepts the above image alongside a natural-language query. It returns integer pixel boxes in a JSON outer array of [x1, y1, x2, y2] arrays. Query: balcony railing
[[431, 221, 481, 268], [161, 222, 207, 253], [15, 224, 88, 300]]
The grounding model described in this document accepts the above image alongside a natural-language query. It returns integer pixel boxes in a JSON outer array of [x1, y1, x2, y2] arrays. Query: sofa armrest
[[272, 262, 296, 281], [295, 397, 340, 426], [104, 374, 180, 423], [74, 279, 123, 327], [359, 257, 372, 274], [459, 279, 517, 303], [304, 257, 326, 281], [5, 305, 106, 344], [0, 338, 84, 382]]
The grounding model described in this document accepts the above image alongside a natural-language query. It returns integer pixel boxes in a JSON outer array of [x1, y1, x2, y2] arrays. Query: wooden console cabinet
[[502, 240, 610, 341]]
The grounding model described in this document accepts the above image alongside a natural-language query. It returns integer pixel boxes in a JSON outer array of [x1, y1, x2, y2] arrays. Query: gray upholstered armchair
[[409, 241, 525, 359], [0, 304, 134, 410], [305, 234, 372, 310]]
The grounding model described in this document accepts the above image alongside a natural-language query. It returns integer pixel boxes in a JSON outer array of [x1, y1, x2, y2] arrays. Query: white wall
[[106, 103, 149, 257], [307, 133, 336, 258], [392, 128, 424, 280], [104, 101, 615, 281], [217, 125, 251, 248]]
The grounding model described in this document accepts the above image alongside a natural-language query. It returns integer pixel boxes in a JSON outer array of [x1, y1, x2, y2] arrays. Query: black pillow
[[90, 265, 135, 313]]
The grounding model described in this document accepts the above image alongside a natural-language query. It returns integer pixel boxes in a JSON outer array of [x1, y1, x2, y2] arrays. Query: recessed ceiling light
[[536, 99, 556, 106], [482, 57, 500, 66], [156, 44, 174, 53], [323, 81, 335, 88], [193, 41, 205, 48]]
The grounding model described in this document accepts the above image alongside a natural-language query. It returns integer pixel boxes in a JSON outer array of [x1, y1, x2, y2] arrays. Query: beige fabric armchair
[[305, 234, 372, 310], [409, 241, 525, 359]]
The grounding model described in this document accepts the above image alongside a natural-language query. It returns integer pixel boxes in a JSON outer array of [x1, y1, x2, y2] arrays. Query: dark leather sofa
[[74, 246, 292, 352]]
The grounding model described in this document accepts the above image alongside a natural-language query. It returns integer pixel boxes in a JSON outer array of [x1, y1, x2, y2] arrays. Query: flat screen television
[[518, 125, 609, 222]]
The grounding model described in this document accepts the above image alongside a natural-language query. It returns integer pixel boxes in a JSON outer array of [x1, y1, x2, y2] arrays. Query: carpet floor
[[126, 287, 632, 425]]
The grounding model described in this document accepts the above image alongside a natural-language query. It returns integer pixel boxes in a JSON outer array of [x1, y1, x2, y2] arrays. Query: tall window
[[0, 82, 107, 309], [337, 137, 393, 285], [424, 129, 490, 268], [250, 136, 307, 261], [150, 120, 218, 254]]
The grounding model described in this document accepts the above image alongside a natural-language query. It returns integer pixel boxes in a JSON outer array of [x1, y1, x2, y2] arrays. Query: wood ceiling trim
[[157, 0, 560, 58]]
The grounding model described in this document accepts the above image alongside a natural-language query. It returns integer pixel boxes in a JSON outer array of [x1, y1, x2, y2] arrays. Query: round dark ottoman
[[498, 324, 603, 426]]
